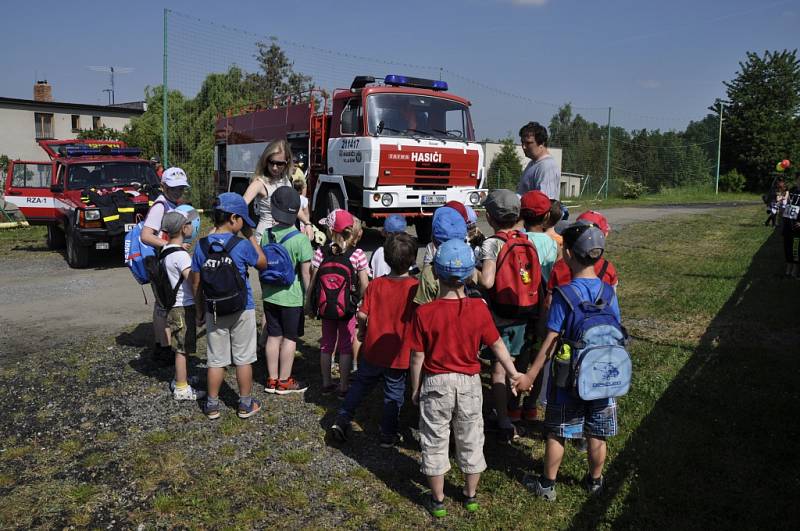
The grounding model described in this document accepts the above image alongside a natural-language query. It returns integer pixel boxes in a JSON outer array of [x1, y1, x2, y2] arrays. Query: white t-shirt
[[300, 195, 309, 210], [162, 244, 193, 307], [370, 246, 391, 278], [143, 195, 176, 232]]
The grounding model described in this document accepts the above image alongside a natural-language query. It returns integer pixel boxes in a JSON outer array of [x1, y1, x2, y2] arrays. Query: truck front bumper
[[362, 187, 487, 213]]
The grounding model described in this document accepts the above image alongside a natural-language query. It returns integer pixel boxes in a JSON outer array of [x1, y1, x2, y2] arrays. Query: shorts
[[419, 372, 486, 477], [152, 303, 168, 346], [320, 316, 356, 356], [167, 305, 196, 354], [206, 309, 257, 368], [484, 322, 527, 361], [544, 399, 618, 439], [263, 302, 304, 341]]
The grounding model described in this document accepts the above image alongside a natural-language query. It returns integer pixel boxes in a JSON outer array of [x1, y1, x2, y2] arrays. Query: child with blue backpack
[[191, 193, 268, 420], [513, 222, 630, 501], [260, 186, 313, 395]]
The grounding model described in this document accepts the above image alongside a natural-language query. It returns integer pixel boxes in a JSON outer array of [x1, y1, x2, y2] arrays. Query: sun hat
[[434, 239, 475, 282], [161, 167, 189, 188], [383, 214, 407, 233], [319, 209, 355, 233], [216, 192, 255, 228], [161, 210, 190, 236], [270, 186, 301, 226], [559, 223, 606, 258], [483, 189, 520, 221], [520, 190, 551, 217], [174, 204, 200, 243], [465, 205, 478, 226], [432, 206, 467, 245], [576, 210, 611, 236], [443, 200, 469, 223]]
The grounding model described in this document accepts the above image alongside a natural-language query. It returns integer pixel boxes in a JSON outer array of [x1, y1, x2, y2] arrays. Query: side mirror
[[50, 184, 63, 193]]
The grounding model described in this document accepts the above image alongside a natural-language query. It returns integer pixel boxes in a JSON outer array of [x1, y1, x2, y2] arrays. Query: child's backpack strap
[[597, 281, 615, 306], [554, 284, 583, 313], [279, 229, 301, 245], [598, 258, 609, 281]]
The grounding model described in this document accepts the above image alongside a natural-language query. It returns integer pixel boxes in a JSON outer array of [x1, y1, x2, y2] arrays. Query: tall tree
[[721, 49, 800, 189], [247, 39, 314, 105]]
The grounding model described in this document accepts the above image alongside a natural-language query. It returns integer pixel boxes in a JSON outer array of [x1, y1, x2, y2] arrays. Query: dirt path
[[0, 202, 752, 350]]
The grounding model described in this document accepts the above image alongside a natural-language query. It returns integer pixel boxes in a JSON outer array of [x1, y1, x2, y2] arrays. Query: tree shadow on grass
[[568, 230, 800, 529]]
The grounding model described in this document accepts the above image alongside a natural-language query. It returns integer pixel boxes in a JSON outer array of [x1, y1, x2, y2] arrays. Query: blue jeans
[[338, 359, 407, 437]]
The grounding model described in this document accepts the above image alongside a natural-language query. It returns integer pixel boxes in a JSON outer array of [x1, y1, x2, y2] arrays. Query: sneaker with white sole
[[173, 385, 206, 401], [170, 376, 200, 393], [275, 377, 308, 395], [524, 474, 556, 502], [237, 398, 262, 419], [582, 474, 604, 494]]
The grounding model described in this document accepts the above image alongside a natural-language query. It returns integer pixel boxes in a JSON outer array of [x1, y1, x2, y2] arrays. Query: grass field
[[1, 206, 798, 529], [568, 187, 760, 210]]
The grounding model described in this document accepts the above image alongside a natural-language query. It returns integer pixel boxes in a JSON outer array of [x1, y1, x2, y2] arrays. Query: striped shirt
[[312, 246, 370, 275]]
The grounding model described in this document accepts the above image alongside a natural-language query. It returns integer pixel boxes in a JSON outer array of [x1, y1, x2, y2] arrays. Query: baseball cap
[[576, 210, 611, 236], [175, 204, 200, 243], [319, 209, 355, 233], [483, 189, 520, 221], [444, 200, 469, 223], [161, 167, 189, 188], [271, 186, 301, 226], [465, 206, 478, 226], [161, 210, 190, 236], [383, 214, 407, 233], [215, 192, 256, 228], [560, 223, 606, 259], [434, 239, 475, 282], [520, 190, 551, 217], [432, 206, 467, 245]]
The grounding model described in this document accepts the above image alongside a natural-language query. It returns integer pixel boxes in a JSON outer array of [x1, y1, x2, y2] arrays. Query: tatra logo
[[411, 152, 442, 163]]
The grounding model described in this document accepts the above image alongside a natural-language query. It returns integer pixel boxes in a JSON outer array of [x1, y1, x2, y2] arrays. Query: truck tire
[[312, 187, 343, 225], [230, 180, 248, 196], [414, 217, 433, 245], [66, 227, 90, 269], [46, 224, 66, 250]]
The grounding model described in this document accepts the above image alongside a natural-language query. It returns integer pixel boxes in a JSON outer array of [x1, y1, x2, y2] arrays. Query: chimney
[[34, 80, 52, 102]]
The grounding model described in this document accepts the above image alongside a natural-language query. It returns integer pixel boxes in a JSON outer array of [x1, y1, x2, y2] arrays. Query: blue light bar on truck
[[384, 75, 448, 91], [64, 147, 143, 157]]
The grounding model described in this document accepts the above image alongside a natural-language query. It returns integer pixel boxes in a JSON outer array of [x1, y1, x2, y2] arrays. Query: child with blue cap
[[413, 206, 468, 305], [409, 238, 521, 518], [369, 214, 409, 278]]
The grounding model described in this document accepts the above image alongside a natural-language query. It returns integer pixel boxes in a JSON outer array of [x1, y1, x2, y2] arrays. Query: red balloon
[[781, 159, 791, 169]]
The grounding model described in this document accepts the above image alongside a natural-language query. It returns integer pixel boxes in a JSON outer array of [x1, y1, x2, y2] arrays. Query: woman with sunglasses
[[244, 139, 311, 242]]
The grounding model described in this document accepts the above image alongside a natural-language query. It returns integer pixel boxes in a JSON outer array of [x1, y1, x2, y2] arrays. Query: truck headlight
[[84, 209, 101, 221], [469, 192, 481, 205], [381, 194, 394, 207]]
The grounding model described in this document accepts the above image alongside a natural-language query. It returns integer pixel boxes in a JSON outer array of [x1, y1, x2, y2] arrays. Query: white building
[[479, 141, 583, 198], [0, 81, 145, 162]]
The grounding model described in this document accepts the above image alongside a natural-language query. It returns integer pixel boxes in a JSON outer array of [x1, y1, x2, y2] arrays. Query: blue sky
[[2, 0, 798, 139]]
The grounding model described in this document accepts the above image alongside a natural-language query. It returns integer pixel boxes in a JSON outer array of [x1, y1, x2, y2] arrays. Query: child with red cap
[[306, 209, 371, 396], [547, 211, 618, 292]]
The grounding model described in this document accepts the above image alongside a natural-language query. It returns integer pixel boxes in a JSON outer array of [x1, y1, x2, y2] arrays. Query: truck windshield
[[367, 94, 473, 141], [67, 162, 159, 190]]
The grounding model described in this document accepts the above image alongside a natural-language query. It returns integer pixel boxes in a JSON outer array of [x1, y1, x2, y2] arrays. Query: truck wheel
[[66, 228, 90, 269], [46, 224, 66, 250], [414, 217, 433, 245], [312, 187, 343, 224], [230, 180, 248, 196]]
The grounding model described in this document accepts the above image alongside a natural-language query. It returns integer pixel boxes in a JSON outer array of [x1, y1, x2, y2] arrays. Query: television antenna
[[88, 66, 134, 105]]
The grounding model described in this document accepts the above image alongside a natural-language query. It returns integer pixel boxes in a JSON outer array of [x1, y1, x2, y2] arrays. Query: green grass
[[1, 205, 795, 528], [567, 185, 760, 209]]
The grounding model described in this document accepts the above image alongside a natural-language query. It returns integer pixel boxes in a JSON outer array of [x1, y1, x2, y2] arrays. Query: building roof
[[0, 96, 146, 115]]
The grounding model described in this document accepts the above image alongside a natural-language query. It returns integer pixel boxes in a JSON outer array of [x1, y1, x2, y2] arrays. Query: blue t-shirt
[[546, 277, 621, 406], [191, 233, 259, 311]]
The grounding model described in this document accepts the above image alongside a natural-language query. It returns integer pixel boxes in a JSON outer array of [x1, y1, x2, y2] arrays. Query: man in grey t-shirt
[[516, 121, 560, 200]]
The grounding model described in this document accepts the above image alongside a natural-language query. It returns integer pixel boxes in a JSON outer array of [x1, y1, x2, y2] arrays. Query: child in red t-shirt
[[329, 233, 419, 447], [409, 239, 520, 518]]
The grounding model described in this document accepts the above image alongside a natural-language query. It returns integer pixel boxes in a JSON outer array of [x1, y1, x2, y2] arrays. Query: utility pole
[[715, 100, 724, 195], [605, 107, 612, 199], [162, 8, 169, 166]]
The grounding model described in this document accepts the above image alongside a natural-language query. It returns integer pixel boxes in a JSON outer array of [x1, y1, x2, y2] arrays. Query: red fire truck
[[3, 139, 159, 267], [214, 74, 487, 240]]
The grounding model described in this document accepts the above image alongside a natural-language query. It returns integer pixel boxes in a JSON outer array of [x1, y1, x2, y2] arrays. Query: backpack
[[488, 230, 542, 319], [199, 236, 246, 322], [145, 247, 186, 311], [312, 245, 358, 320], [555, 282, 632, 401], [123, 199, 168, 284], [259, 228, 301, 286]]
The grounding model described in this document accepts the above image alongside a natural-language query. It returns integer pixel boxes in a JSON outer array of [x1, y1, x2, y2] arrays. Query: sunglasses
[[267, 159, 288, 168]]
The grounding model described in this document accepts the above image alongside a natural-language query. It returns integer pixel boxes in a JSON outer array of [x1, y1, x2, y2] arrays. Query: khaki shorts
[[418, 372, 486, 477], [206, 309, 257, 368], [167, 305, 197, 355]]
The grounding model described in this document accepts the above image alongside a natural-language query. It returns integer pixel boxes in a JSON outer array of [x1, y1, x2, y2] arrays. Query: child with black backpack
[[306, 209, 370, 397], [513, 222, 629, 501], [260, 186, 313, 395], [191, 193, 267, 420], [477, 189, 541, 442], [151, 209, 205, 401]]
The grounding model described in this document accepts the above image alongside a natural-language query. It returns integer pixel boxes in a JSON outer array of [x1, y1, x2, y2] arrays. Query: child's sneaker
[[265, 378, 279, 394], [203, 399, 221, 420], [424, 495, 447, 518], [462, 492, 479, 513], [330, 417, 352, 442], [169, 375, 200, 392], [379, 433, 404, 448], [173, 385, 206, 401], [275, 377, 308, 395], [582, 474, 604, 494], [524, 474, 556, 502], [237, 398, 262, 419]]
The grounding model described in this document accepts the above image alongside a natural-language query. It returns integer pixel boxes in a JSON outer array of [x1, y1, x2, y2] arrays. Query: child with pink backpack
[[306, 209, 370, 396]]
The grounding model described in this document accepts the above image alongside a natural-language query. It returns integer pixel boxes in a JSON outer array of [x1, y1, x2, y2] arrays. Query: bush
[[621, 181, 647, 199], [719, 170, 746, 192]]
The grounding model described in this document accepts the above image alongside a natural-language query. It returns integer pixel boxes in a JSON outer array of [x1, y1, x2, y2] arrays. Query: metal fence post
[[605, 106, 612, 199], [162, 8, 169, 166], [715, 100, 723, 194]]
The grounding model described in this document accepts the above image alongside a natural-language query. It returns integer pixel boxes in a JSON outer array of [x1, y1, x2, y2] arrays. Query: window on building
[[92, 116, 101, 129], [71, 115, 81, 132], [34, 113, 54, 139]]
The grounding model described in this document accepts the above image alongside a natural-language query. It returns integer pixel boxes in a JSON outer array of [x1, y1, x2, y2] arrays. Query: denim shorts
[[482, 322, 527, 362], [544, 399, 618, 439]]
